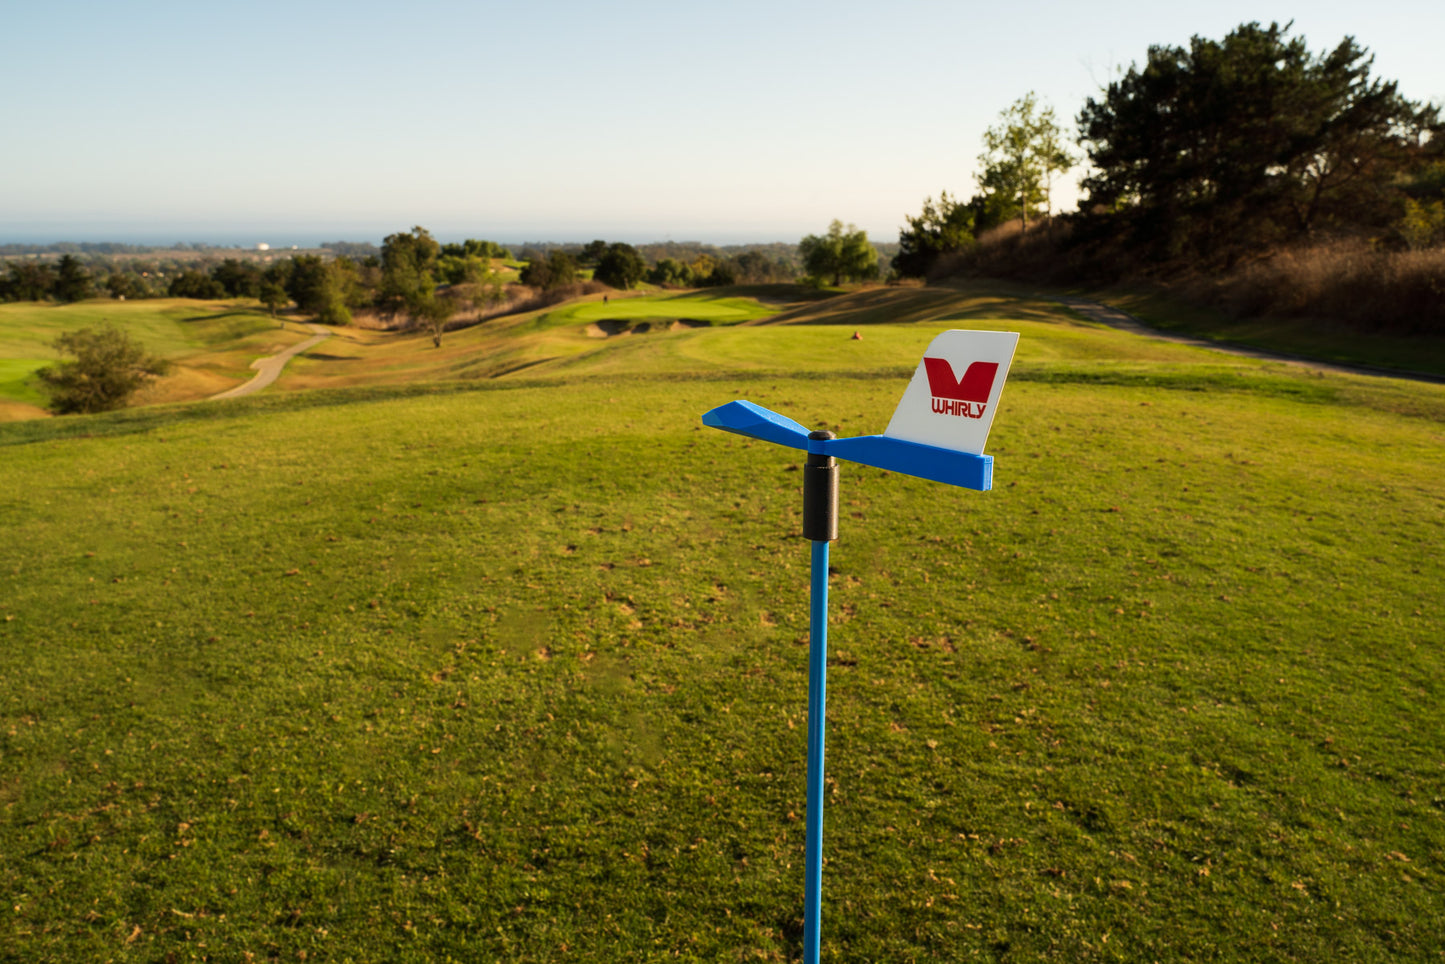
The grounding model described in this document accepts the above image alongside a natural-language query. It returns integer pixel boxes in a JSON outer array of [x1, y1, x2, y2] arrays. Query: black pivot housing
[[803, 430, 839, 543]]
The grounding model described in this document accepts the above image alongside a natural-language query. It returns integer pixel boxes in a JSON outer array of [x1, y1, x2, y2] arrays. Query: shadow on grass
[[680, 284, 833, 305], [180, 306, 277, 323], [763, 284, 1074, 328]]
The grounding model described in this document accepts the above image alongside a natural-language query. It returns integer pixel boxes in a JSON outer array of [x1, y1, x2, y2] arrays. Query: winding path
[[1050, 296, 1445, 384], [210, 323, 332, 400]]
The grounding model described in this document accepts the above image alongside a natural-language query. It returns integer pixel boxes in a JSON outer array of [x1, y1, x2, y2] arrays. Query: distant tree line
[[0, 235, 844, 307], [319, 241, 380, 259], [515, 239, 805, 289], [894, 21, 1445, 280], [0, 241, 160, 256], [0, 233, 516, 337], [0, 255, 98, 303], [1, 228, 900, 322]]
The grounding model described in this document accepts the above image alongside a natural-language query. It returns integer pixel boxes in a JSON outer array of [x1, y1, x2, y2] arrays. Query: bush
[[37, 324, 169, 414], [1398, 199, 1445, 251]]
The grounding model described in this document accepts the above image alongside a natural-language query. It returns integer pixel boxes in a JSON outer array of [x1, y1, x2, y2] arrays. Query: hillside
[[2, 285, 1443, 960], [0, 299, 311, 420]]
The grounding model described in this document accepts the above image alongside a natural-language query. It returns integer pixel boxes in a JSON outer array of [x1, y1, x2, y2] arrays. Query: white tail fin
[[883, 330, 1019, 455]]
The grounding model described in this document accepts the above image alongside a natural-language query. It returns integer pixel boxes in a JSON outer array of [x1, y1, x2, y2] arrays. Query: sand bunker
[[586, 320, 656, 338], [587, 318, 712, 337]]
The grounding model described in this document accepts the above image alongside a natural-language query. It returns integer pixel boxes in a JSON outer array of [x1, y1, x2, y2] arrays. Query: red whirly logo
[[923, 357, 998, 419]]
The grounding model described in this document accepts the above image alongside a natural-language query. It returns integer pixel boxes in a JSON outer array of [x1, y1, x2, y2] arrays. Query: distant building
[[256, 242, 270, 251]]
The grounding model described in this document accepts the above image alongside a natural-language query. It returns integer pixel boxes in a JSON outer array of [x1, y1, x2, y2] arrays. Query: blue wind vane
[[702, 329, 1019, 964]]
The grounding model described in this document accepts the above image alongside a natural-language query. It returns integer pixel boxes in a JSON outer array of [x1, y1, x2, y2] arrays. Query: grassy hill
[[0, 299, 310, 419], [2, 284, 1443, 961], [279, 289, 803, 390]]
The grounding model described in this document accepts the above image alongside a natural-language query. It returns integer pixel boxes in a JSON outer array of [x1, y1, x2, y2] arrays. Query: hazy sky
[[3, 0, 1440, 245]]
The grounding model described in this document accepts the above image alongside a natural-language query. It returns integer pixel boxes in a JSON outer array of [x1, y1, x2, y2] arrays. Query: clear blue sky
[[2, 0, 1440, 246]]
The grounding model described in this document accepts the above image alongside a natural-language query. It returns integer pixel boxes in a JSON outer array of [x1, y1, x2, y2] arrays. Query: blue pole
[[803, 536, 829, 964]]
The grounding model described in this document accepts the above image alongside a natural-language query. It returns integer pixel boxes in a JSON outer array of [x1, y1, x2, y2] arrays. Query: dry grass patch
[[1202, 240, 1445, 332], [0, 399, 49, 421]]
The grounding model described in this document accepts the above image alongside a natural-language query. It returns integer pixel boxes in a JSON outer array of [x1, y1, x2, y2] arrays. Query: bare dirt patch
[[0, 399, 49, 421]]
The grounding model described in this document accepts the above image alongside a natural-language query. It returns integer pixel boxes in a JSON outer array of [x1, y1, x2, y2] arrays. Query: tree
[[648, 258, 693, 287], [594, 243, 647, 290], [285, 255, 351, 325], [105, 272, 148, 300], [259, 281, 289, 319], [799, 220, 879, 286], [519, 250, 579, 290], [413, 289, 460, 348], [967, 190, 1024, 234], [729, 250, 793, 283], [5, 262, 56, 301], [441, 239, 508, 260], [894, 192, 976, 278], [53, 255, 92, 303], [261, 261, 292, 295], [700, 258, 737, 287], [578, 239, 609, 266], [437, 253, 494, 286], [977, 92, 1073, 233], [37, 324, 169, 414], [1077, 22, 1442, 259], [168, 270, 226, 299], [379, 226, 441, 320], [212, 259, 262, 298]]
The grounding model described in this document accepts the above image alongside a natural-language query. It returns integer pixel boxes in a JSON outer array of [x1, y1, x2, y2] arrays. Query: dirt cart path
[[210, 323, 331, 400]]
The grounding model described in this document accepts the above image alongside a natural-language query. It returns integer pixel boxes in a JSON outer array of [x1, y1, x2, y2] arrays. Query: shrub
[[1398, 199, 1445, 251], [37, 324, 169, 414]]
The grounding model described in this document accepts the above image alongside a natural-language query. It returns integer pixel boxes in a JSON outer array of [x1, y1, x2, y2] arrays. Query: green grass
[[2, 289, 1444, 961], [0, 358, 53, 406]]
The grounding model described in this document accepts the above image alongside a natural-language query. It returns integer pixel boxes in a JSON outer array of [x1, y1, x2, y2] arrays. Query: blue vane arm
[[702, 400, 812, 451], [822, 435, 991, 491], [702, 401, 993, 491]]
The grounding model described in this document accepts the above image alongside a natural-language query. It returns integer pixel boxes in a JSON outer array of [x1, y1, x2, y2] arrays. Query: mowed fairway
[[2, 287, 1444, 962]]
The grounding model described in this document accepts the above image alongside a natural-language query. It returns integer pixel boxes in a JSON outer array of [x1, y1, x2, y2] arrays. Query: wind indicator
[[702, 329, 1019, 964]]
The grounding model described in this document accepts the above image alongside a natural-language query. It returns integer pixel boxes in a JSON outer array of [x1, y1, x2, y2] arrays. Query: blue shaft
[[803, 537, 829, 964]]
